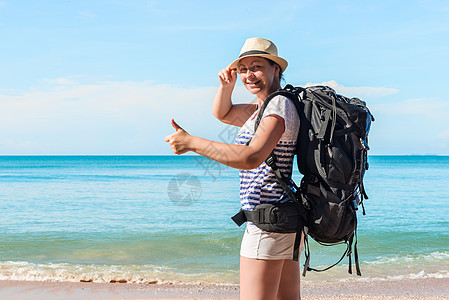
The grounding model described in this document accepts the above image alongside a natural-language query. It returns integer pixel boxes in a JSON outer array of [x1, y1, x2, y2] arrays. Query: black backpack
[[256, 84, 374, 276]]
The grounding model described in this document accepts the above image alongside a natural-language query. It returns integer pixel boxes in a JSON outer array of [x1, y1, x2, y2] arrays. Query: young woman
[[165, 37, 302, 299]]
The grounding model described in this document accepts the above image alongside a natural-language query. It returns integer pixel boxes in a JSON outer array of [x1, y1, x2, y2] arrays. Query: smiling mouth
[[246, 80, 261, 86]]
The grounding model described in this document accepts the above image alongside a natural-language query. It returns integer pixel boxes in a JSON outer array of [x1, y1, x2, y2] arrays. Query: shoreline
[[0, 277, 448, 299]]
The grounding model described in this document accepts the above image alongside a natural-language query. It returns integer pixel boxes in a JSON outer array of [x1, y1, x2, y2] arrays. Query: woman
[[165, 37, 302, 299]]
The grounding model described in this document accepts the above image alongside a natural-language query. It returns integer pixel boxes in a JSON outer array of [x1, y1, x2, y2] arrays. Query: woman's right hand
[[218, 67, 237, 88]]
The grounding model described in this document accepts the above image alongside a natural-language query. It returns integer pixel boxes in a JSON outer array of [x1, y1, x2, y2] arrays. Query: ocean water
[[0, 155, 448, 285]]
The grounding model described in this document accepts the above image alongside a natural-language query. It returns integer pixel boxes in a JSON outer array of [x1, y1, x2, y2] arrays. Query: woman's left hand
[[164, 119, 192, 155]]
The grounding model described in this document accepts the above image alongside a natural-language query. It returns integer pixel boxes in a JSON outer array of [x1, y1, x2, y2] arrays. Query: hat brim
[[228, 54, 288, 73]]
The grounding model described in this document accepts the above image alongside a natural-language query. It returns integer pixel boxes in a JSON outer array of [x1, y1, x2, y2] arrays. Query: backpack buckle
[[265, 153, 277, 167]]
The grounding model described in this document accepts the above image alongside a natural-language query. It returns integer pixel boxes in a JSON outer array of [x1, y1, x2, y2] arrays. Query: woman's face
[[238, 57, 280, 97]]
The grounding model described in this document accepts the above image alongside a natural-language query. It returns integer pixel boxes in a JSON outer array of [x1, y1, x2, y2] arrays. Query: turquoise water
[[0, 155, 448, 284]]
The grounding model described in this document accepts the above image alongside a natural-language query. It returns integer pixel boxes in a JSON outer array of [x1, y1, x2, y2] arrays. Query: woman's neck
[[256, 82, 281, 104]]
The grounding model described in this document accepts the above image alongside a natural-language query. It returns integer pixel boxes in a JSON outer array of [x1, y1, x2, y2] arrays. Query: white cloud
[[367, 96, 449, 155], [0, 80, 226, 154], [439, 129, 449, 138], [371, 97, 449, 119], [294, 80, 449, 154], [302, 80, 399, 98], [0, 78, 446, 155], [42, 77, 78, 85], [0, 138, 44, 154]]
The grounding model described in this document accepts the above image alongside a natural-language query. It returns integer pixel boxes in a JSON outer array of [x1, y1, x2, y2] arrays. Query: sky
[[0, 0, 448, 155]]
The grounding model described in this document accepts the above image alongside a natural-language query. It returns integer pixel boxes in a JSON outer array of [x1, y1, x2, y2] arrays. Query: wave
[[364, 251, 449, 265], [286, 250, 449, 283], [2, 258, 447, 286], [347, 270, 449, 282], [0, 261, 239, 285]]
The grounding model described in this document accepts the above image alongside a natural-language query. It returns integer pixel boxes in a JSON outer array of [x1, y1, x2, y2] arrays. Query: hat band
[[239, 50, 271, 58]]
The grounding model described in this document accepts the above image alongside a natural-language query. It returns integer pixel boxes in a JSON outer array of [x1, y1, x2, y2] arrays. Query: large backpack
[[255, 84, 374, 276]]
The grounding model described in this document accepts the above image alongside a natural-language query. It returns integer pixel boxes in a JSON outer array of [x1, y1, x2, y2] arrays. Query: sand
[[0, 277, 448, 299]]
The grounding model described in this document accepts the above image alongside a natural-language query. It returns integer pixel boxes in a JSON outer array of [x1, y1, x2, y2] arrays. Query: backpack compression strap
[[302, 232, 361, 276]]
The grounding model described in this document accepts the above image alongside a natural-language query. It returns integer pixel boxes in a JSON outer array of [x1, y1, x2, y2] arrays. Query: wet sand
[[0, 277, 448, 299]]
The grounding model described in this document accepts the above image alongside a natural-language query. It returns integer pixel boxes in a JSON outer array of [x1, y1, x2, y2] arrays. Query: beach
[[0, 277, 448, 299]]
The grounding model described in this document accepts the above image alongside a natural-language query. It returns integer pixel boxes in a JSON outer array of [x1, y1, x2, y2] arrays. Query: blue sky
[[0, 0, 448, 155]]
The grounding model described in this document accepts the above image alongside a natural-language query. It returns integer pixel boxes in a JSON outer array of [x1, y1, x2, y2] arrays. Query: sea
[[0, 155, 448, 285]]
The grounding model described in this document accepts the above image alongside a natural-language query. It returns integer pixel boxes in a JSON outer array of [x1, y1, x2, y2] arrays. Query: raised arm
[[165, 115, 285, 170], [212, 67, 257, 127]]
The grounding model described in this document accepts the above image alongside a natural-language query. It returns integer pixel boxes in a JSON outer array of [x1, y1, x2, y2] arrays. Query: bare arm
[[165, 115, 285, 170], [212, 67, 257, 127]]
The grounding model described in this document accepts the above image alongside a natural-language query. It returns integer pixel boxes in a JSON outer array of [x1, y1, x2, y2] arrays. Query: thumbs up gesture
[[165, 119, 191, 155]]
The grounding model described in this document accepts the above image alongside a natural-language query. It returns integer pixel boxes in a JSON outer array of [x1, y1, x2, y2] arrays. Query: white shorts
[[240, 223, 304, 260]]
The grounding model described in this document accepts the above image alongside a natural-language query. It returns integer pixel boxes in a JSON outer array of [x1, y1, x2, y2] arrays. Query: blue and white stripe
[[235, 130, 296, 210]]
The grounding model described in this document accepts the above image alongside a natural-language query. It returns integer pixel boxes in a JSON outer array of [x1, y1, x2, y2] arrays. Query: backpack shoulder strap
[[251, 85, 304, 204], [254, 85, 303, 132], [254, 86, 308, 263]]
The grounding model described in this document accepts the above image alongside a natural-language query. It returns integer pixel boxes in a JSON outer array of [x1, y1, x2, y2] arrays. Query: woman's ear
[[274, 64, 281, 79]]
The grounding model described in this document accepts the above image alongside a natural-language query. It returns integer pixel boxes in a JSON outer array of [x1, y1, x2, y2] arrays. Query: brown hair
[[264, 58, 284, 83]]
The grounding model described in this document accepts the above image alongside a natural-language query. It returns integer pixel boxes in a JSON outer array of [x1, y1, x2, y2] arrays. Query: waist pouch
[[231, 201, 301, 233]]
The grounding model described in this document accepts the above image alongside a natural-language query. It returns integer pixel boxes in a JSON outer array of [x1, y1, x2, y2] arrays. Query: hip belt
[[231, 201, 304, 233]]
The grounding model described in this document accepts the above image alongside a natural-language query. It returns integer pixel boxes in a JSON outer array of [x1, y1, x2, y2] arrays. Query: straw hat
[[228, 37, 288, 73]]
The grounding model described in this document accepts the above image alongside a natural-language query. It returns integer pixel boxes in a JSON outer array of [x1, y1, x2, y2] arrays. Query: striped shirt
[[235, 95, 300, 210]]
